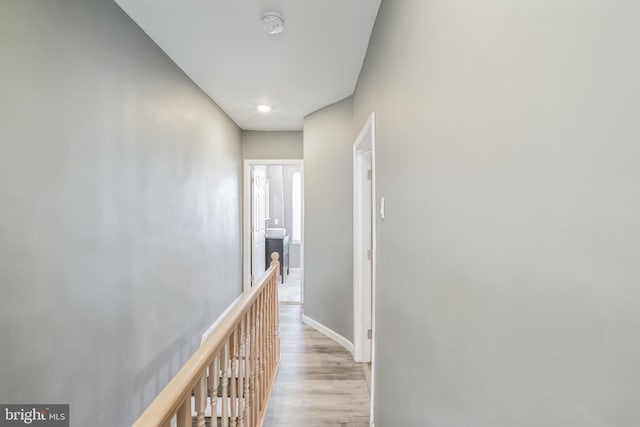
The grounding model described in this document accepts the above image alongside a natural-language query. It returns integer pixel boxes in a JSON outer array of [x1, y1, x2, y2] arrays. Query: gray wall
[[305, 0, 640, 425], [303, 97, 354, 341], [266, 166, 285, 228], [289, 244, 301, 270], [0, 1, 242, 426], [242, 131, 303, 160]]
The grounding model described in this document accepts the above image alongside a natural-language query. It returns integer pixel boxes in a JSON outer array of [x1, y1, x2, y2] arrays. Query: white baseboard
[[201, 295, 243, 344], [301, 313, 354, 356]]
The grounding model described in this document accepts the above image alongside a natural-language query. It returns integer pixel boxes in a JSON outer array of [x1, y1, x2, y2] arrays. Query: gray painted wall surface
[[303, 97, 354, 341], [0, 1, 242, 426], [242, 131, 303, 160], [306, 1, 640, 425], [289, 243, 301, 269], [266, 166, 285, 228]]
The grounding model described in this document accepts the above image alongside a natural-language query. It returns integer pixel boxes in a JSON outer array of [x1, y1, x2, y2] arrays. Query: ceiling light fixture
[[262, 13, 284, 35], [257, 104, 272, 113]]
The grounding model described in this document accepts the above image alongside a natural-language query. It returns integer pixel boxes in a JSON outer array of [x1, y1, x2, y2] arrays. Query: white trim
[[353, 113, 376, 362], [200, 294, 243, 344], [243, 159, 305, 305], [352, 112, 377, 426], [370, 116, 377, 427], [301, 314, 355, 356]]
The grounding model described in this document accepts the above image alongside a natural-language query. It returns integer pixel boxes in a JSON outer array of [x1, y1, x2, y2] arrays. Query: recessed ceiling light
[[257, 104, 272, 113], [262, 13, 284, 35]]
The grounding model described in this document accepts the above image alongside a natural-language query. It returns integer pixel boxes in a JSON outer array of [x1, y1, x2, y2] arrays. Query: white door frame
[[243, 159, 304, 302], [353, 112, 376, 364], [353, 113, 377, 427]]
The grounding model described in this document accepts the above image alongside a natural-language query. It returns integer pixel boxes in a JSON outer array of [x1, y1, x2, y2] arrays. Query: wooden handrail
[[133, 253, 281, 427]]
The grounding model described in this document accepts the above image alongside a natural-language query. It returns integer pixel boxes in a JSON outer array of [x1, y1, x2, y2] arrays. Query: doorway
[[243, 159, 304, 304], [353, 112, 376, 364], [353, 112, 377, 425]]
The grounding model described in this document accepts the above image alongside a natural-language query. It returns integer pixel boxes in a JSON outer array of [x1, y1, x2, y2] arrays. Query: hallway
[[263, 305, 370, 426]]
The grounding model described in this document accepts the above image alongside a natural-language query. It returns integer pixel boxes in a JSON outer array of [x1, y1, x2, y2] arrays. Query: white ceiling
[[115, 0, 381, 131]]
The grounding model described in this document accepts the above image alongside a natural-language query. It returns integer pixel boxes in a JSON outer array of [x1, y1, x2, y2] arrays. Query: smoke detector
[[262, 13, 284, 35]]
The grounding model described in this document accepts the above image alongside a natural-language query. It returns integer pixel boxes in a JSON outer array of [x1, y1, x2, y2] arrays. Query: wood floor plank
[[264, 304, 370, 426]]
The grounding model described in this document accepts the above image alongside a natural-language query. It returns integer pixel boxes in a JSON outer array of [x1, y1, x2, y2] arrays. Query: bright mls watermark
[[0, 405, 68, 426]]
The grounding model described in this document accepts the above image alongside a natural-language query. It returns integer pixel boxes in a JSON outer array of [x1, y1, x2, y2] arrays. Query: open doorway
[[353, 112, 377, 424], [243, 159, 304, 304], [353, 113, 376, 364]]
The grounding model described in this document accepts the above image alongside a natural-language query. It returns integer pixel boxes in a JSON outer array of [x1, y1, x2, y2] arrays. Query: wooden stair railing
[[133, 253, 281, 427]]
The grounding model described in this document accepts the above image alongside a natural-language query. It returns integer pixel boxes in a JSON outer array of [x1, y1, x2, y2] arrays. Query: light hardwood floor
[[263, 304, 370, 427]]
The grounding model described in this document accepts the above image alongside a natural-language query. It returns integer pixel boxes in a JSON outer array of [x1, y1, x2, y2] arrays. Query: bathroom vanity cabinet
[[265, 235, 289, 283]]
